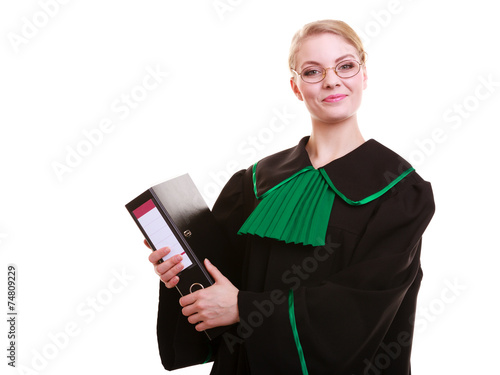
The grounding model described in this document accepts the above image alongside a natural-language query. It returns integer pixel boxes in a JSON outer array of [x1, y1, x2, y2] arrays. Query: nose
[[323, 67, 341, 87]]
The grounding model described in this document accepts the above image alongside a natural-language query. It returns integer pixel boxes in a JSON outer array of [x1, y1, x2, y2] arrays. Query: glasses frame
[[292, 59, 364, 83]]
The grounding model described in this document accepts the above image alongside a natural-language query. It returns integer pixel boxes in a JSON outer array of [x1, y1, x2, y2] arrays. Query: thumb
[[204, 258, 226, 284]]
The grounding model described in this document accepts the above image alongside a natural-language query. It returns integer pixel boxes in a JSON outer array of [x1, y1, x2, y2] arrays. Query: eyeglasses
[[292, 59, 363, 83]]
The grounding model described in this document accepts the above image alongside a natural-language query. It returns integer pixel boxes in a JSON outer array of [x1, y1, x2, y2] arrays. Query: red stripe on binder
[[133, 199, 156, 219]]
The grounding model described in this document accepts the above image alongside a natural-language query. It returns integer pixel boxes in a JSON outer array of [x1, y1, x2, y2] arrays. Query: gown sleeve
[[211, 168, 250, 289], [155, 168, 248, 370], [235, 174, 435, 374]]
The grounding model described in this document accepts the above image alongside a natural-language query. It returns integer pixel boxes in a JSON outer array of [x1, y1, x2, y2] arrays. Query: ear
[[290, 77, 304, 101], [362, 65, 368, 90]]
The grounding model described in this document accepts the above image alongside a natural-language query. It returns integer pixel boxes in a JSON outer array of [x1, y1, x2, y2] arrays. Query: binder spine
[[149, 188, 214, 285]]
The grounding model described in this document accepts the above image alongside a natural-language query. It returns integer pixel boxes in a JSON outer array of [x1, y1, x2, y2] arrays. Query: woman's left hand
[[179, 258, 240, 331]]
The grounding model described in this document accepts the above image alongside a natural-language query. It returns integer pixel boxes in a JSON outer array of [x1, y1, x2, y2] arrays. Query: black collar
[[254, 136, 412, 202]]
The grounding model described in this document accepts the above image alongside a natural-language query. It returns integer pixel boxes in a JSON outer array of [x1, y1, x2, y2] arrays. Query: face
[[290, 33, 367, 126]]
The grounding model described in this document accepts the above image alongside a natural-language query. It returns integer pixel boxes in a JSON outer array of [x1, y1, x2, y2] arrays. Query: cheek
[[299, 85, 320, 102], [347, 80, 365, 100]]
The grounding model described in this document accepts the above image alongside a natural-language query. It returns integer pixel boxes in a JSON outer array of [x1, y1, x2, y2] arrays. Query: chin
[[315, 112, 355, 125]]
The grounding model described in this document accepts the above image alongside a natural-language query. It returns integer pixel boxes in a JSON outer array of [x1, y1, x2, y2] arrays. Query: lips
[[323, 94, 347, 103]]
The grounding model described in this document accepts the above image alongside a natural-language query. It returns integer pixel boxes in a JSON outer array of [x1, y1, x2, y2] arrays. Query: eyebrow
[[300, 54, 357, 69]]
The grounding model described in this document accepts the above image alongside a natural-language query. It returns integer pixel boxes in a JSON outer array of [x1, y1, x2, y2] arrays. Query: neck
[[306, 115, 365, 168]]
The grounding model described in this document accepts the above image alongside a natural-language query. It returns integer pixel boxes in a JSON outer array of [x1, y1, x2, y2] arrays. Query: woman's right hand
[[145, 239, 184, 289]]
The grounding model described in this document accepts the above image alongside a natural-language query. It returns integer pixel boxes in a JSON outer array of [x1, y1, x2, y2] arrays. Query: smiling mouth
[[323, 95, 347, 103]]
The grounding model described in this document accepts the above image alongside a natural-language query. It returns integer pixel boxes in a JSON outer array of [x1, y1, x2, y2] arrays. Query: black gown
[[155, 136, 435, 375]]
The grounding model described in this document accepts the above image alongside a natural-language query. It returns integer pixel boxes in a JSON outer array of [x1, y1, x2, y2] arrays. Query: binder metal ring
[[189, 282, 204, 294]]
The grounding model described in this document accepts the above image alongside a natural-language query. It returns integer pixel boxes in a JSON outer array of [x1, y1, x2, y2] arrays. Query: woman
[[148, 19, 435, 374]]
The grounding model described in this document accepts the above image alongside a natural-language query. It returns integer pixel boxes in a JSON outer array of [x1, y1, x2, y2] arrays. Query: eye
[[302, 66, 323, 77], [337, 61, 357, 71]]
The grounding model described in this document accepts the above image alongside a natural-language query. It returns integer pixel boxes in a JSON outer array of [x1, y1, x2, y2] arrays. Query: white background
[[1, 1, 499, 374]]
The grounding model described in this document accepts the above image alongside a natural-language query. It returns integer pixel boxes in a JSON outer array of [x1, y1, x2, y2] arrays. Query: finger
[[185, 313, 206, 330], [156, 253, 182, 273], [204, 258, 226, 284], [182, 303, 197, 318], [188, 313, 204, 325], [143, 239, 152, 249], [158, 259, 184, 284], [195, 321, 211, 332], [163, 275, 180, 289], [179, 290, 199, 307], [148, 246, 170, 264]]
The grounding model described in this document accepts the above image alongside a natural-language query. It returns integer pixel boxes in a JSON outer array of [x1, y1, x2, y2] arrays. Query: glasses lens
[[301, 66, 324, 83], [336, 60, 360, 78]]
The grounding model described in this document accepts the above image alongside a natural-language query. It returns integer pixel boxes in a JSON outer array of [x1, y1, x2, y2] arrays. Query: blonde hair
[[288, 19, 367, 76]]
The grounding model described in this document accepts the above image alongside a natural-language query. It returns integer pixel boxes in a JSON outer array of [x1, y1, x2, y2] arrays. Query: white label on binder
[[133, 199, 193, 268]]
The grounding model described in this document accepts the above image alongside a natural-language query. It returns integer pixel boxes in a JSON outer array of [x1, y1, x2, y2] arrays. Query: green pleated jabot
[[237, 164, 414, 247]]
